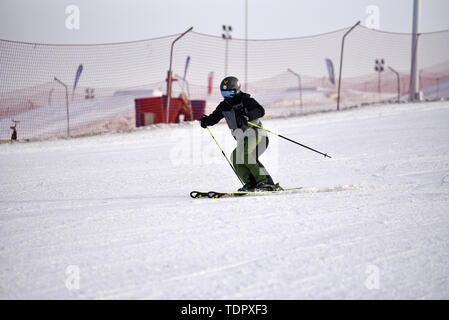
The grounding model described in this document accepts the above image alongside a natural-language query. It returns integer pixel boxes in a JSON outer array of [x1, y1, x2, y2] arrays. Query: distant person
[[199, 76, 279, 192], [177, 93, 193, 122], [10, 125, 17, 142]]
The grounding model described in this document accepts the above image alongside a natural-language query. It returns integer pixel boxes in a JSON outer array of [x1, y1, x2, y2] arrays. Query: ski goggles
[[221, 89, 240, 98]]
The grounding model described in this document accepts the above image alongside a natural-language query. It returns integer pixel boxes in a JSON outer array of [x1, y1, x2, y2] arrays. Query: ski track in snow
[[0, 101, 449, 299]]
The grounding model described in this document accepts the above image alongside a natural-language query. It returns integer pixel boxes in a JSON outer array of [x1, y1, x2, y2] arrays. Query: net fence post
[[337, 21, 360, 111]]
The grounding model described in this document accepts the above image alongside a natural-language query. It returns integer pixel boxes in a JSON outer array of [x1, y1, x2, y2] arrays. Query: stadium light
[[54, 77, 70, 137], [287, 68, 303, 110], [375, 58, 385, 99], [222, 25, 232, 76]]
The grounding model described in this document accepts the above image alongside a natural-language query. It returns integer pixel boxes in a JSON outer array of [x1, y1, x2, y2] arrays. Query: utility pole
[[409, 0, 421, 101], [222, 25, 232, 77], [375, 58, 385, 100]]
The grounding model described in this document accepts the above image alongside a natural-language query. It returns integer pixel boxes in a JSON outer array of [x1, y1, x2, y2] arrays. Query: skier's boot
[[261, 173, 282, 190], [255, 181, 278, 191], [238, 175, 257, 192], [238, 181, 256, 192], [273, 182, 283, 191]]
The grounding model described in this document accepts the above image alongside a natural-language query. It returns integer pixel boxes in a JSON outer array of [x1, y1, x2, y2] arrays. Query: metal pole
[[222, 25, 232, 77], [337, 21, 360, 111], [409, 0, 421, 101], [419, 70, 422, 94], [225, 38, 229, 76], [206, 126, 244, 185], [248, 121, 331, 158], [54, 77, 70, 137], [375, 59, 385, 102], [436, 78, 440, 99], [185, 79, 193, 121], [48, 88, 54, 106], [65, 86, 69, 136], [166, 27, 193, 123], [244, 0, 248, 92], [287, 68, 303, 110], [388, 66, 401, 102], [378, 71, 381, 97]]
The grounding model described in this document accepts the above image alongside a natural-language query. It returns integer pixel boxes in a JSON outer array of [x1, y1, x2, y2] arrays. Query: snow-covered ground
[[0, 101, 448, 299]]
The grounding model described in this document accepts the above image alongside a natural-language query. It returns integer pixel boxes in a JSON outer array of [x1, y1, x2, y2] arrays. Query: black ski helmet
[[220, 76, 241, 98]]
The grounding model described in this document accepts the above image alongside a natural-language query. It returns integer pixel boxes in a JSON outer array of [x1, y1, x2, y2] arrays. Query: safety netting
[[1, 25, 449, 140]]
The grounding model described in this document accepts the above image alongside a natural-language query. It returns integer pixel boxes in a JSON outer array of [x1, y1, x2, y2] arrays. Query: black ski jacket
[[206, 92, 266, 139]]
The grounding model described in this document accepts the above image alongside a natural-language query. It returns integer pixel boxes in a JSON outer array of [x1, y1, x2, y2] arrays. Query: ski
[[208, 187, 303, 198], [190, 191, 210, 199], [190, 187, 303, 199]]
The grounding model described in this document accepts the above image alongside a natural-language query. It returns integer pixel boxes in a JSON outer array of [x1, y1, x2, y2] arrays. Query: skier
[[10, 121, 18, 142], [200, 76, 280, 192]]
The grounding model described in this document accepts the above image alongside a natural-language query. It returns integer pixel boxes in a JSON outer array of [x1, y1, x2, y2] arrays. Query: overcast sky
[[1, 0, 449, 44]]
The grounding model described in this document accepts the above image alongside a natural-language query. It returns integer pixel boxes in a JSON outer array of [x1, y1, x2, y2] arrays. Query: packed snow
[[0, 100, 448, 299]]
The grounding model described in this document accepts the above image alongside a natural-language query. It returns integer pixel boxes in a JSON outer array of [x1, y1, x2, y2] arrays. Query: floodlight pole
[[166, 27, 193, 123], [54, 77, 70, 137], [287, 68, 303, 110], [375, 58, 385, 100], [337, 21, 360, 111], [222, 25, 232, 77]]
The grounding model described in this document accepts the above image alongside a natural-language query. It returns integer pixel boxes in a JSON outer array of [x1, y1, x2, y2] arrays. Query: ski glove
[[234, 108, 249, 127], [200, 114, 210, 128]]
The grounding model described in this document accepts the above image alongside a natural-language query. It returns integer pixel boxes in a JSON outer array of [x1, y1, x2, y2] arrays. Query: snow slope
[[0, 101, 448, 299]]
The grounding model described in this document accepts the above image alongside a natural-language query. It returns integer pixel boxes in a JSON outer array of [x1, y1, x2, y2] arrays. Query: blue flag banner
[[325, 59, 335, 85], [73, 64, 83, 90], [72, 64, 83, 100], [183, 56, 190, 80]]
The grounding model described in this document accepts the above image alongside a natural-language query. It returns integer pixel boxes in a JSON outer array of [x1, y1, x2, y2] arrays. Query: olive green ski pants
[[230, 134, 273, 185]]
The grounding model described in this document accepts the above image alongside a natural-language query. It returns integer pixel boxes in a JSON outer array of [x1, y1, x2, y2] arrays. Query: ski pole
[[206, 126, 244, 185], [248, 121, 332, 158]]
